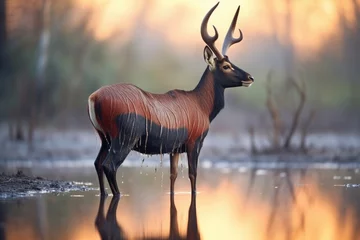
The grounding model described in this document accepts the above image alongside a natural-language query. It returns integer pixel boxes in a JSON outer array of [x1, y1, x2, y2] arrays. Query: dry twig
[[266, 71, 282, 149], [283, 76, 306, 149]]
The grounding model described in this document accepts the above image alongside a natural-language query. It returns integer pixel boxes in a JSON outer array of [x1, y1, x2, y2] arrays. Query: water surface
[[1, 165, 360, 240]]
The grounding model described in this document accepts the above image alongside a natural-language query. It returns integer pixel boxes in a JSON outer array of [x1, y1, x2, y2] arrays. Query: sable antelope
[[88, 2, 254, 196]]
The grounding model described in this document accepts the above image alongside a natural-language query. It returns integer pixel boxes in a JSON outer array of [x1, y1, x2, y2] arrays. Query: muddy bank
[[0, 171, 92, 199]]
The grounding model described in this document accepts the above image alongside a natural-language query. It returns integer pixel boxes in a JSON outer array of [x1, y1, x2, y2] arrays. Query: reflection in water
[[0, 204, 5, 240], [95, 195, 200, 240], [168, 195, 200, 240], [185, 195, 200, 240], [95, 196, 126, 240], [2, 168, 360, 240]]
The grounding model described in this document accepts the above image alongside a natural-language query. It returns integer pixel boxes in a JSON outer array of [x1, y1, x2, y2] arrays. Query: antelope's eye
[[223, 65, 230, 70]]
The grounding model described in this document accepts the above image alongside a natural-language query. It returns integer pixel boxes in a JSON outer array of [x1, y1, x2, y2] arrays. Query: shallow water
[[1, 165, 360, 240]]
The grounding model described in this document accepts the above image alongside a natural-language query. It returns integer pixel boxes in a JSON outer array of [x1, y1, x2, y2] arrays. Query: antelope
[[88, 2, 254, 197]]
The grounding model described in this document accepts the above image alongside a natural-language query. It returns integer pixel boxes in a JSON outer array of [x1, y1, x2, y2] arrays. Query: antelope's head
[[201, 2, 254, 88]]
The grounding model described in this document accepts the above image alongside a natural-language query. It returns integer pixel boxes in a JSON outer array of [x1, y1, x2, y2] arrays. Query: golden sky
[[78, 0, 357, 55]]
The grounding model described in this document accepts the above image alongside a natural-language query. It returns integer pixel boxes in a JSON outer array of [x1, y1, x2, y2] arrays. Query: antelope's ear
[[203, 46, 215, 70]]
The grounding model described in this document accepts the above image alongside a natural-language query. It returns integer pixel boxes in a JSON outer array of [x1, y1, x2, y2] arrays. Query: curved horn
[[222, 6, 243, 55], [201, 2, 224, 60]]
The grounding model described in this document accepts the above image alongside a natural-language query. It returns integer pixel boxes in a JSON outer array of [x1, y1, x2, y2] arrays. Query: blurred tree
[[1, 0, 37, 141], [0, 0, 10, 137], [28, 0, 51, 148], [339, 0, 360, 80], [0, 0, 124, 143], [44, 1, 122, 126], [0, 203, 4, 240], [283, 0, 295, 80], [0, 0, 5, 72], [266, 0, 295, 80], [337, 0, 360, 123]]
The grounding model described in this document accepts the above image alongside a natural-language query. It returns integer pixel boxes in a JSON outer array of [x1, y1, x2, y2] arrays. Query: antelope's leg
[[102, 153, 116, 196], [94, 130, 110, 196], [186, 140, 204, 195], [170, 153, 180, 194], [102, 150, 131, 197], [102, 136, 133, 197]]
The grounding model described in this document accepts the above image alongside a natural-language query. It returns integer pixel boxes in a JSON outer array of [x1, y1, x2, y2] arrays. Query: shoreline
[[0, 170, 93, 199]]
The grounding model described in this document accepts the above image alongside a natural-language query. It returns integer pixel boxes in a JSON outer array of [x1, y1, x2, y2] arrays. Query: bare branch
[[248, 125, 257, 154], [266, 71, 282, 149], [283, 76, 306, 149], [300, 109, 316, 151]]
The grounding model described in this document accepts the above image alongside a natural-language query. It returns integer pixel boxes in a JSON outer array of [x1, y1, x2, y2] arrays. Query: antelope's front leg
[[186, 141, 203, 195], [170, 153, 180, 194]]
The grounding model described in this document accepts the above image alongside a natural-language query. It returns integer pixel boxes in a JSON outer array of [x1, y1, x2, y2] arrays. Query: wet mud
[[0, 170, 91, 199]]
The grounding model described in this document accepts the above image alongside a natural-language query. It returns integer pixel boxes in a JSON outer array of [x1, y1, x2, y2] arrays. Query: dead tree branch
[[28, 0, 51, 150], [266, 71, 282, 149], [283, 77, 306, 149], [248, 126, 257, 154], [300, 109, 316, 151]]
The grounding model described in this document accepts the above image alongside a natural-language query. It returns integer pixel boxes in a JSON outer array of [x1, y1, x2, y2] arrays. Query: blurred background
[[0, 0, 359, 156], [1, 1, 360, 239]]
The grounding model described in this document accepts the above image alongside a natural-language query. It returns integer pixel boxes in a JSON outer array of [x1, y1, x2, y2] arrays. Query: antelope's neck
[[192, 68, 225, 122]]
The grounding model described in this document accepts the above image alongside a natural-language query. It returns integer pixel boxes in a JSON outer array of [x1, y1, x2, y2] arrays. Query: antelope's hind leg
[[170, 153, 180, 194], [102, 136, 133, 197], [94, 130, 111, 196]]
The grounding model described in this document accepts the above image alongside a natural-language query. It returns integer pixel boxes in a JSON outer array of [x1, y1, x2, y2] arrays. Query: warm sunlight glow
[[5, 175, 359, 240], [63, 179, 359, 240], [76, 0, 357, 56], [292, 186, 355, 240], [6, 224, 38, 240]]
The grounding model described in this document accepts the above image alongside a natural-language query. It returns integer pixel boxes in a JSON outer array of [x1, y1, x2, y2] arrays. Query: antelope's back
[[88, 83, 209, 141]]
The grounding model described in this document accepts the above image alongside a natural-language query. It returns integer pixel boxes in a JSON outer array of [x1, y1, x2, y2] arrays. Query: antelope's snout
[[242, 74, 254, 87]]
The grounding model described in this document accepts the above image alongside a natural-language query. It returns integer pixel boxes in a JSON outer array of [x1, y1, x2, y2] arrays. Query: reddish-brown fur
[[89, 79, 214, 140]]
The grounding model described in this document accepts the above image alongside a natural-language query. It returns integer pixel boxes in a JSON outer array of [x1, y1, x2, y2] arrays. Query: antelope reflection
[[169, 194, 200, 240], [95, 196, 126, 240], [95, 195, 200, 240]]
